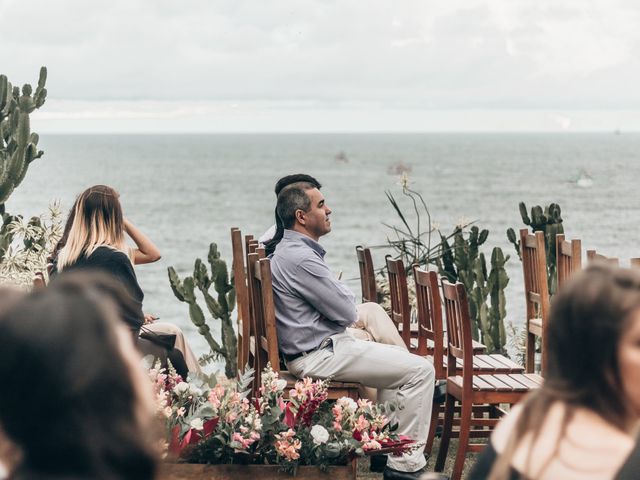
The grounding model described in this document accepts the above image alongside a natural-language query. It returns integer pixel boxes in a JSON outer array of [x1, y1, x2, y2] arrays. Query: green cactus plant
[[437, 226, 509, 353], [506, 201, 564, 295], [0, 67, 48, 213], [168, 243, 238, 378]]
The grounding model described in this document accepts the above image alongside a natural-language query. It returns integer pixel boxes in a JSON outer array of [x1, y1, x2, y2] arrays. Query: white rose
[[189, 385, 203, 396], [337, 397, 357, 412], [190, 418, 204, 431], [174, 382, 190, 394], [275, 379, 288, 391], [310, 425, 329, 445]]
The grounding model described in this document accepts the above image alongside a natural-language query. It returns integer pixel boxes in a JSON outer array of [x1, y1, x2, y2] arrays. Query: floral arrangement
[[148, 362, 415, 472]]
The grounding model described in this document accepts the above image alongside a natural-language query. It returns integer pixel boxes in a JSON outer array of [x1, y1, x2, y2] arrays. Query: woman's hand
[[143, 313, 159, 325]]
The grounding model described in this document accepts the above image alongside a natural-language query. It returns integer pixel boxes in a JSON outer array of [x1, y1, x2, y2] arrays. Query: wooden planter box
[[160, 461, 357, 480]]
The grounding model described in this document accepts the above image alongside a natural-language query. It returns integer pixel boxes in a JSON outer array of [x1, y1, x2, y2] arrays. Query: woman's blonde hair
[[57, 185, 129, 270]]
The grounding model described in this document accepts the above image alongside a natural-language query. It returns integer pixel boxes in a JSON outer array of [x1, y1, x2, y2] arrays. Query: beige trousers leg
[[346, 302, 408, 400], [287, 332, 434, 473], [347, 302, 407, 350], [145, 322, 202, 375]]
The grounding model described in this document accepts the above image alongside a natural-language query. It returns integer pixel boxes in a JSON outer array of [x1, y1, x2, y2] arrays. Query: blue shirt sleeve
[[289, 255, 357, 328]]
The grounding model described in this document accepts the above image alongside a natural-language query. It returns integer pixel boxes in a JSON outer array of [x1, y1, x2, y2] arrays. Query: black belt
[[283, 347, 317, 362]]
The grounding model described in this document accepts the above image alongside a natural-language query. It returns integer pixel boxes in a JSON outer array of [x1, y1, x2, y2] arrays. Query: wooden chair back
[[231, 228, 251, 372], [413, 267, 445, 378], [587, 249, 619, 266], [441, 280, 474, 388], [519, 229, 550, 373], [247, 250, 277, 388], [385, 255, 411, 348], [355, 245, 377, 303], [555, 234, 582, 291]]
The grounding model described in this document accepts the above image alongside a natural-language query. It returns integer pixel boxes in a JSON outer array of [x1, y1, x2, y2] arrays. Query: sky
[[2, 0, 640, 133]]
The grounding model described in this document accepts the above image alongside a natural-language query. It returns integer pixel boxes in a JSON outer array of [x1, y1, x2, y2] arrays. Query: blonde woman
[[470, 264, 640, 480], [53, 185, 200, 376]]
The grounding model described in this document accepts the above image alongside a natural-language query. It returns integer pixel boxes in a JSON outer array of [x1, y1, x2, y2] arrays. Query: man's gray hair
[[276, 182, 315, 229]]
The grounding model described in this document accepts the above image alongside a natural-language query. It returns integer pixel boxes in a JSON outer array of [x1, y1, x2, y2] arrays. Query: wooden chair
[[385, 254, 486, 355], [247, 253, 360, 400], [231, 228, 251, 373], [385, 255, 412, 348], [631, 258, 640, 269], [434, 280, 543, 480], [519, 229, 550, 374], [555, 234, 582, 291], [587, 249, 619, 266], [413, 267, 523, 454], [355, 245, 378, 303]]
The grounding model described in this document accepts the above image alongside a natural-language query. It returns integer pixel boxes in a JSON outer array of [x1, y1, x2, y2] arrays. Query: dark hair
[[275, 182, 316, 230], [491, 264, 640, 479], [0, 278, 158, 480], [265, 175, 321, 255], [274, 174, 321, 195]]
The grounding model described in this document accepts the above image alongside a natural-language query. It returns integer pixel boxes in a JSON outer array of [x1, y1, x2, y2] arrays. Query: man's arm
[[290, 256, 357, 327]]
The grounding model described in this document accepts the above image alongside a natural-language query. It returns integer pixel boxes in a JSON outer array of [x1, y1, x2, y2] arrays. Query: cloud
[[3, 0, 640, 131]]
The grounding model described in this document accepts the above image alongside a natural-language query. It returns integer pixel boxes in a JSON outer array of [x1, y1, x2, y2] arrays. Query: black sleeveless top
[[52, 246, 145, 331]]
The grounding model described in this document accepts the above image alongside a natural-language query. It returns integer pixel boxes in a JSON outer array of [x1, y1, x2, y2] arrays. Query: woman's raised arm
[[124, 218, 161, 265]]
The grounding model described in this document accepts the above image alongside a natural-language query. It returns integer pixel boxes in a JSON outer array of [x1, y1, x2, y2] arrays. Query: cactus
[[0, 67, 48, 212], [437, 226, 509, 353], [506, 201, 564, 295], [168, 243, 238, 378]]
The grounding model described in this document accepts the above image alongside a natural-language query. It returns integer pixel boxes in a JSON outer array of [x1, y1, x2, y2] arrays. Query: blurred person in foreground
[[470, 264, 640, 480], [51, 184, 199, 377], [0, 276, 158, 480]]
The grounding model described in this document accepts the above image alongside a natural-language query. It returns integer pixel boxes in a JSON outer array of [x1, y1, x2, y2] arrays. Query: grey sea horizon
[[8, 132, 639, 369]]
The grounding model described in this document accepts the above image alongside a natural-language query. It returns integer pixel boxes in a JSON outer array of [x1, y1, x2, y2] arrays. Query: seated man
[[263, 173, 406, 350], [269, 181, 435, 480]]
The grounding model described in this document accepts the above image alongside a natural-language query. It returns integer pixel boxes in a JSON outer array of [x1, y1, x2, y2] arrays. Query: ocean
[[8, 132, 639, 366]]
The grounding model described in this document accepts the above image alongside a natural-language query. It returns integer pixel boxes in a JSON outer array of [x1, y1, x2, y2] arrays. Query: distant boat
[[387, 161, 412, 175], [575, 169, 594, 188], [335, 151, 348, 163]]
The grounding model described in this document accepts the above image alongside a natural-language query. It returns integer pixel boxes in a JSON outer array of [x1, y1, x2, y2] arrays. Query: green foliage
[[0, 67, 48, 210], [437, 226, 510, 353], [506, 201, 564, 295], [0, 202, 62, 287], [381, 178, 509, 354], [168, 242, 238, 378]]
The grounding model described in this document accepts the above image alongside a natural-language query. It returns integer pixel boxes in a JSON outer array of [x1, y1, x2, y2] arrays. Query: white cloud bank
[[2, 0, 640, 132]]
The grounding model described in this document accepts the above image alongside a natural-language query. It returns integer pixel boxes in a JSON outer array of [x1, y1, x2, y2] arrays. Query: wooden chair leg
[[452, 399, 472, 480], [424, 402, 441, 454], [435, 394, 455, 471], [526, 331, 535, 373]]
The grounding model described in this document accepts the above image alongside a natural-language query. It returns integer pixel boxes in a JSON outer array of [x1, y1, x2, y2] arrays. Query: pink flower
[[354, 415, 370, 432]]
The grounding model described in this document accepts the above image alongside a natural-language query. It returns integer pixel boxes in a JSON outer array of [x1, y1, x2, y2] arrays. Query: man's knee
[[410, 355, 435, 384]]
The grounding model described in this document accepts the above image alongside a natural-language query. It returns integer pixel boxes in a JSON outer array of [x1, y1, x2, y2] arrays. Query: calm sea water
[[8, 133, 640, 364]]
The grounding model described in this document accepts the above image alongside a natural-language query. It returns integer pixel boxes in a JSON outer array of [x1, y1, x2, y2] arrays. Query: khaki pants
[[286, 331, 434, 473], [348, 302, 408, 349]]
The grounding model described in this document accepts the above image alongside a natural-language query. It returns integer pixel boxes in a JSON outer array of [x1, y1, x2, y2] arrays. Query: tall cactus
[[168, 243, 238, 378], [506, 201, 564, 295], [0, 67, 48, 213], [437, 226, 509, 353]]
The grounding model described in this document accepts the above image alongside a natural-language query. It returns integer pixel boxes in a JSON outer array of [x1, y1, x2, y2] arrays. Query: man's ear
[[295, 209, 306, 225]]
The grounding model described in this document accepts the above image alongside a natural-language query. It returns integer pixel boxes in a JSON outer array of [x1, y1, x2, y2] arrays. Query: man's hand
[[144, 313, 159, 325]]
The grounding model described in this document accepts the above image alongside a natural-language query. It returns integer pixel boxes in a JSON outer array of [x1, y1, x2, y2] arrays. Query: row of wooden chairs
[[356, 245, 541, 479], [231, 228, 360, 400]]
